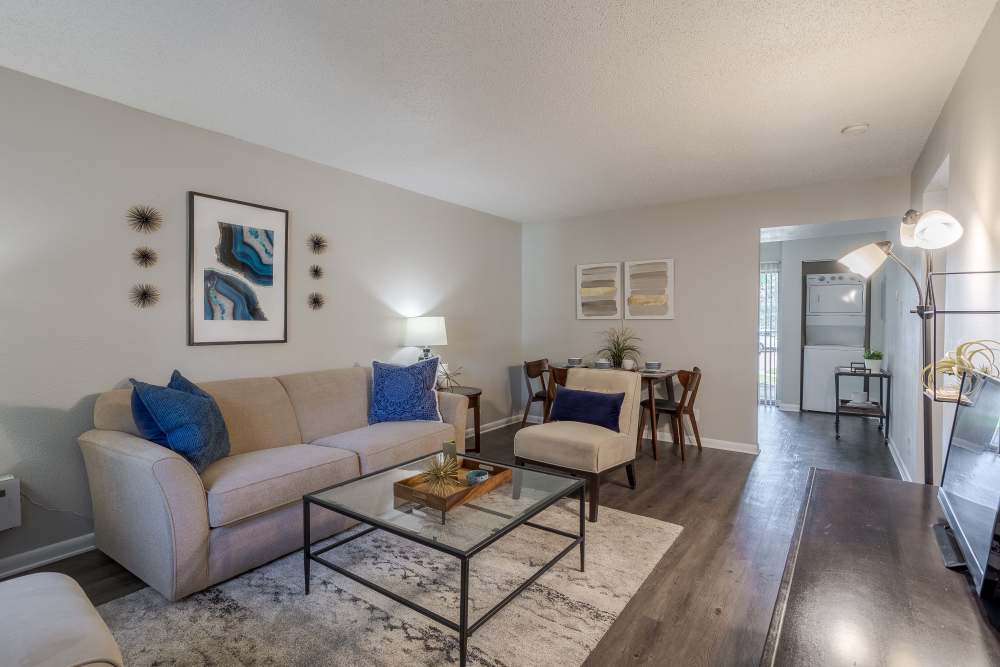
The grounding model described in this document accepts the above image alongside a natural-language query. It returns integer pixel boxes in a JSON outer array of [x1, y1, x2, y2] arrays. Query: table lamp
[[404, 316, 447, 360]]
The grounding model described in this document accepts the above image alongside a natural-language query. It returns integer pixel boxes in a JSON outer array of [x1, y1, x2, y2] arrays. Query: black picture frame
[[187, 191, 289, 345]]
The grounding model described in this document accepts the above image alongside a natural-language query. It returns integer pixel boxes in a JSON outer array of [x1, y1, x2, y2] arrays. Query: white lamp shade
[[404, 316, 447, 347], [899, 220, 919, 247], [914, 210, 963, 249], [839, 242, 889, 278]]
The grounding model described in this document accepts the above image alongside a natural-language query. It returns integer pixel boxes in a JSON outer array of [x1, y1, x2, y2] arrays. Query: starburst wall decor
[[126, 205, 163, 234], [307, 234, 328, 254], [131, 246, 158, 268], [129, 283, 160, 309]]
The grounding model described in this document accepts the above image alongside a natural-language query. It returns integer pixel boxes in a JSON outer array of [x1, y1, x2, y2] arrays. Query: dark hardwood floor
[[27, 406, 898, 665]]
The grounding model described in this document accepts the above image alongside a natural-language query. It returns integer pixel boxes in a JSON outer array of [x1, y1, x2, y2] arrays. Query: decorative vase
[[865, 359, 882, 374]]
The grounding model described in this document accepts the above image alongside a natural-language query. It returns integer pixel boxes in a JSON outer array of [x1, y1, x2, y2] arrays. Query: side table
[[445, 386, 482, 453]]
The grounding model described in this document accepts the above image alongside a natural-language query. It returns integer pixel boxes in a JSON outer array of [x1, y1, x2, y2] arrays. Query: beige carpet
[[99, 501, 681, 666]]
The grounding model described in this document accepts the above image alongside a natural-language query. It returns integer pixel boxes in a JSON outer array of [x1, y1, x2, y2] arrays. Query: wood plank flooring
[[25, 406, 899, 665]]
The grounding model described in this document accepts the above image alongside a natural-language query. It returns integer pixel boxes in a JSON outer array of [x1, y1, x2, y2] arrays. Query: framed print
[[576, 262, 622, 319], [625, 259, 674, 319], [188, 192, 288, 345]]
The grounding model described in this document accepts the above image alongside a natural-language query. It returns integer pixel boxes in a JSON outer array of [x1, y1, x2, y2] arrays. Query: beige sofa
[[78, 367, 467, 601]]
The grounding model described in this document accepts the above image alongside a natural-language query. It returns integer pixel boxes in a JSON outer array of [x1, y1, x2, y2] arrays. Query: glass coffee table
[[303, 452, 585, 666]]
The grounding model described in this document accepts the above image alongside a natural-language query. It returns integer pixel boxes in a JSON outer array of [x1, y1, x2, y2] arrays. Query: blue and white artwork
[[188, 192, 288, 344], [204, 269, 267, 321], [215, 222, 274, 286]]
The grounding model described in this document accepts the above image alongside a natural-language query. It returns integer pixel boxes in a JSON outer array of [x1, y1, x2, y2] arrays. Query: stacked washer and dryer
[[801, 273, 875, 412]]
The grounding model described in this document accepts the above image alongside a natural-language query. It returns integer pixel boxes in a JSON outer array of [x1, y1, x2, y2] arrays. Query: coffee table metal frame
[[303, 452, 586, 666]]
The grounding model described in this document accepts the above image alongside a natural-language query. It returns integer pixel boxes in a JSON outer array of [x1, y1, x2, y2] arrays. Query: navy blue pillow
[[129, 371, 230, 472], [369, 357, 442, 425], [549, 385, 625, 432]]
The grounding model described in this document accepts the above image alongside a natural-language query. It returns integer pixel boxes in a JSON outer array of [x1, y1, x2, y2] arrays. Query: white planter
[[865, 359, 882, 374]]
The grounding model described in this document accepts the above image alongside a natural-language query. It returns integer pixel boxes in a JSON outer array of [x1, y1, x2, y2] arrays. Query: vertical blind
[[759, 261, 780, 405]]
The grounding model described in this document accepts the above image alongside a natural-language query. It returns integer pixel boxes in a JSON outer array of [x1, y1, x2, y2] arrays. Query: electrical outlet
[[0, 475, 21, 531]]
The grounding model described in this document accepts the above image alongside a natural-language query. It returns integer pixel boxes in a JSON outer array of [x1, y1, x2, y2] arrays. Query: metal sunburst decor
[[129, 283, 160, 309], [126, 205, 163, 234], [309, 264, 324, 279], [307, 234, 328, 254], [131, 246, 158, 268], [307, 292, 325, 310], [419, 454, 463, 497]]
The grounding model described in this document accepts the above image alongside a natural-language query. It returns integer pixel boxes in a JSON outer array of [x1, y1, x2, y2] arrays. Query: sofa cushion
[[277, 368, 369, 443], [129, 371, 231, 473], [199, 377, 302, 455], [200, 444, 359, 527], [312, 421, 453, 474], [513, 421, 631, 473], [1, 572, 124, 667], [369, 358, 442, 425]]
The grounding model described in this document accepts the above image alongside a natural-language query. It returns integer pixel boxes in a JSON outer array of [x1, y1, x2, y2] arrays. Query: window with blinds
[[759, 261, 780, 405]]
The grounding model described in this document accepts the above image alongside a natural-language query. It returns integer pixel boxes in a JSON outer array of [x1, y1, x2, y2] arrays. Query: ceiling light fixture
[[840, 123, 870, 136]]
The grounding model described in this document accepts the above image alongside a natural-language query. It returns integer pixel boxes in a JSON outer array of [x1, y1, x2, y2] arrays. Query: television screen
[[939, 373, 1000, 594]]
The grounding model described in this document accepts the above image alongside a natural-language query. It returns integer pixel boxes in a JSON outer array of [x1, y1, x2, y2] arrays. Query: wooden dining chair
[[639, 367, 703, 461], [544, 366, 569, 422], [521, 359, 550, 426]]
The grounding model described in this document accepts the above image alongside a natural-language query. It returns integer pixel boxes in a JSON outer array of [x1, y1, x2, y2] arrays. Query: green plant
[[864, 349, 883, 361], [596, 324, 642, 368]]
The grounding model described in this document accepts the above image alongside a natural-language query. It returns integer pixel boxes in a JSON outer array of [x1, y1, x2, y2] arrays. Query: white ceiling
[[760, 217, 896, 243], [0, 1, 995, 223]]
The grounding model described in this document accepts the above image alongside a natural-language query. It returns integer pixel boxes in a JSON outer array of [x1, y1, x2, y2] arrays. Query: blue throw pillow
[[129, 370, 230, 473], [369, 357, 442, 425], [549, 385, 625, 432]]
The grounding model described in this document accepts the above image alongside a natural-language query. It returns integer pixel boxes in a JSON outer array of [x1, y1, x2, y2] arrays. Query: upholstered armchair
[[513, 368, 642, 521]]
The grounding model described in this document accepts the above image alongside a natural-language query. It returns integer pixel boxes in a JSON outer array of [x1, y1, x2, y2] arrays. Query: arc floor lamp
[[838, 209, 964, 484]]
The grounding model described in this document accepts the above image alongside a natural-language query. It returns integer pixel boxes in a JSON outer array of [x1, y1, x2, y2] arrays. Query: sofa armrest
[[78, 429, 210, 601], [437, 391, 469, 452]]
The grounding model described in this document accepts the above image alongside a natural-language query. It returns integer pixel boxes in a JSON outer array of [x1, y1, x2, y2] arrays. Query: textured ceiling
[[0, 1, 995, 222]]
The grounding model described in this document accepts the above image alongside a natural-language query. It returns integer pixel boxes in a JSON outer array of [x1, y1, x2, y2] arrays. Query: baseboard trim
[[641, 425, 759, 455], [466, 415, 523, 438], [887, 435, 913, 482], [778, 403, 800, 412], [0, 532, 96, 580]]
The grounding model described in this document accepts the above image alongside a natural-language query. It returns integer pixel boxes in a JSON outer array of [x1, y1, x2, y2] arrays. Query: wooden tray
[[393, 458, 512, 521]]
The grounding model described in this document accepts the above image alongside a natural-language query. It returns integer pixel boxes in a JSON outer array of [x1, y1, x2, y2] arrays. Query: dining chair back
[[544, 366, 569, 421], [521, 359, 550, 426]]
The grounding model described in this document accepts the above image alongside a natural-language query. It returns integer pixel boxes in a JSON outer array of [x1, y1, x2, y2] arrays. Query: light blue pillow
[[369, 357, 442, 425], [129, 370, 231, 473]]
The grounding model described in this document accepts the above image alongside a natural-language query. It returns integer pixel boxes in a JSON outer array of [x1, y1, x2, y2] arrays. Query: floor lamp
[[839, 209, 964, 485]]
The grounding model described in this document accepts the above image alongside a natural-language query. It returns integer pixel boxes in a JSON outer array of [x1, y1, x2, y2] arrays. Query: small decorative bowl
[[645, 361, 662, 371], [467, 470, 489, 485], [567, 357, 583, 367]]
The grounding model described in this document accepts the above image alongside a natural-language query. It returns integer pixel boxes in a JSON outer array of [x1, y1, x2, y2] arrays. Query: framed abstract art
[[624, 258, 674, 319], [188, 192, 288, 345], [576, 262, 622, 319]]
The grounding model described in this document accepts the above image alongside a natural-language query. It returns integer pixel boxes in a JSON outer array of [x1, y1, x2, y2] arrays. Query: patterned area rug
[[99, 501, 681, 666]]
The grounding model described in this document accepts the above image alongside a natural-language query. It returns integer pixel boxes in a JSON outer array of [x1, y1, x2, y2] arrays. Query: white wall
[[775, 230, 889, 406], [522, 175, 909, 449], [903, 2, 1000, 482], [0, 67, 522, 563]]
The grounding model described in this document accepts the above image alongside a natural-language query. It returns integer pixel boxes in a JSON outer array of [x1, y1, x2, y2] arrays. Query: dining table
[[547, 363, 680, 455]]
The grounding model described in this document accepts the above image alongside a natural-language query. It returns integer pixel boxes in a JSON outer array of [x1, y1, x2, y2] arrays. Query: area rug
[[99, 501, 681, 666]]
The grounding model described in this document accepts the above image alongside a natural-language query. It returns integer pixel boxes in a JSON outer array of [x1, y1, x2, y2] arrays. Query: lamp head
[[900, 209, 963, 250], [839, 241, 892, 278], [403, 316, 447, 360]]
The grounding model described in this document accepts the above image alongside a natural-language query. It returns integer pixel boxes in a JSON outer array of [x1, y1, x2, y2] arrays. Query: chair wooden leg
[[588, 474, 600, 522], [625, 462, 637, 489], [674, 415, 686, 461], [638, 408, 654, 460], [520, 397, 532, 427], [689, 412, 703, 450], [512, 456, 524, 499], [649, 405, 659, 460]]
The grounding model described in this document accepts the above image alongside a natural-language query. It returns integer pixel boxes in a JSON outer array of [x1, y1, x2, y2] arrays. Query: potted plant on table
[[864, 349, 883, 374], [597, 325, 642, 369]]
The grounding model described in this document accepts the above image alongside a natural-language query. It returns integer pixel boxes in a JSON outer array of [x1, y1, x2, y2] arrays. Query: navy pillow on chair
[[549, 385, 625, 432], [129, 370, 230, 473]]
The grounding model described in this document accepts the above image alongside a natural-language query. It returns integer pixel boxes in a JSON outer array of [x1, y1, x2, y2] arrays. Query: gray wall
[[521, 175, 908, 448], [899, 2, 1000, 482], [0, 67, 522, 561]]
